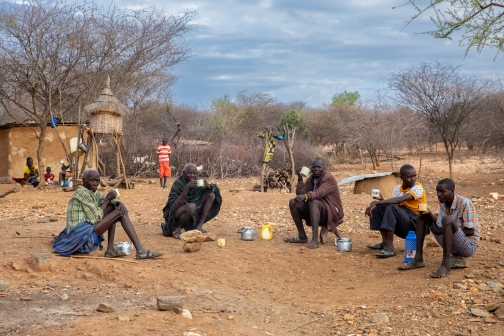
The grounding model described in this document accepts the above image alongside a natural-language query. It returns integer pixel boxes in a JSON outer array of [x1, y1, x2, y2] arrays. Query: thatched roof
[[84, 76, 131, 116]]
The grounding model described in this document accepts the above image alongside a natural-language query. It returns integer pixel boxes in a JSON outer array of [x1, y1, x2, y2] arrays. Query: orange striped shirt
[[157, 144, 171, 163]]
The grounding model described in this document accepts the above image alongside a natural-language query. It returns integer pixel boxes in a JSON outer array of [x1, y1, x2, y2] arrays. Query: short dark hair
[[399, 164, 415, 175], [46, 167, 51, 170], [311, 157, 325, 167], [437, 178, 455, 192]]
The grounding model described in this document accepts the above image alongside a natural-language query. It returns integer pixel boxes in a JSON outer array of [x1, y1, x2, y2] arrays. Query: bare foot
[[307, 240, 319, 249], [431, 265, 450, 278]]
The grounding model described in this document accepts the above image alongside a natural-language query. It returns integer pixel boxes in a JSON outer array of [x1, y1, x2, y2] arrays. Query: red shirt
[[157, 144, 171, 163], [45, 173, 55, 181]]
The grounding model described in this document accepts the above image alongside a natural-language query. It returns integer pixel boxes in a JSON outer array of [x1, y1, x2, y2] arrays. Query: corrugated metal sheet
[[338, 172, 396, 186]]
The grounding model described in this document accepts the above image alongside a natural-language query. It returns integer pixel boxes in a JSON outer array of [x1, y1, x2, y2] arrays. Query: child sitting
[[44, 167, 58, 185]]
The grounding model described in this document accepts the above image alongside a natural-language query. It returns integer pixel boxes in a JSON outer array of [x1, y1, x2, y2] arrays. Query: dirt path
[[1, 157, 504, 335]]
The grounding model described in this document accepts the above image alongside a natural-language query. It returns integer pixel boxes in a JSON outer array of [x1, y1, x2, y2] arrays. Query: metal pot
[[115, 241, 132, 255], [336, 238, 352, 252], [237, 227, 255, 241]]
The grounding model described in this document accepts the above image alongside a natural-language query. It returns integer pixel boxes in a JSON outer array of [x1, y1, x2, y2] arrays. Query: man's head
[[46, 167, 51, 173], [27, 157, 33, 166], [182, 163, 198, 182], [162, 137, 168, 145], [399, 164, 416, 189], [82, 168, 101, 192], [310, 158, 325, 178], [436, 178, 455, 204]]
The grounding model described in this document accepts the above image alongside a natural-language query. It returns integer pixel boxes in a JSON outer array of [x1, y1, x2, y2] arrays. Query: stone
[[37, 218, 49, 223], [32, 205, 45, 209], [490, 237, 501, 244], [453, 283, 468, 290], [148, 180, 155, 184], [494, 306, 504, 320], [450, 256, 468, 269], [183, 241, 203, 253], [465, 273, 475, 279], [116, 315, 129, 322], [183, 333, 201, 336], [489, 192, 499, 200], [47, 283, 58, 288], [0, 280, 10, 292], [486, 281, 499, 288], [157, 296, 183, 311], [425, 236, 440, 247], [20, 297, 32, 301], [97, 303, 115, 313], [181, 309, 192, 319], [470, 308, 489, 318], [204, 232, 218, 242], [47, 217, 59, 222], [180, 230, 207, 243], [372, 312, 389, 324], [60, 294, 68, 301], [227, 315, 234, 320], [173, 306, 183, 314], [33, 253, 52, 265], [484, 317, 497, 323]]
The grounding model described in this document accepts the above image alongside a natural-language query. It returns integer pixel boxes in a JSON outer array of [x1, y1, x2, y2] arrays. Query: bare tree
[[389, 62, 494, 177], [0, 0, 193, 177]]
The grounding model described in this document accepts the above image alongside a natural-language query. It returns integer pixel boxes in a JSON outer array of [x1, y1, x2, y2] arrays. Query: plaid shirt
[[436, 194, 480, 245], [66, 186, 119, 231]]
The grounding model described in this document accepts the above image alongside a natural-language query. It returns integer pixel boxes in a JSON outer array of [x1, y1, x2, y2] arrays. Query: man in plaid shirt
[[53, 169, 163, 260], [398, 178, 479, 278]]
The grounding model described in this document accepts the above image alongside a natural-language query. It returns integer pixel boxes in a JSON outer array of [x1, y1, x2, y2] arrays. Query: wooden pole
[[283, 124, 296, 193], [114, 129, 130, 189]]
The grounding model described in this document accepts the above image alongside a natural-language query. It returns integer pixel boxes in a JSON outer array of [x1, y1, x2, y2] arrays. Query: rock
[[494, 306, 504, 320], [60, 294, 68, 301], [47, 217, 59, 222], [157, 296, 183, 311], [183, 241, 203, 253], [0, 280, 10, 292], [116, 315, 129, 322], [465, 273, 475, 279], [181, 309, 192, 319], [490, 237, 501, 244], [450, 256, 468, 269], [180, 230, 207, 243], [486, 281, 499, 288], [37, 218, 49, 223], [425, 235, 440, 247], [489, 192, 499, 200], [453, 283, 468, 290], [183, 332, 201, 336], [372, 312, 389, 324], [204, 232, 218, 241], [148, 180, 155, 184], [20, 297, 32, 301], [47, 283, 58, 288], [484, 317, 497, 323], [32, 253, 53, 271], [97, 303, 114, 313], [32, 205, 45, 209], [227, 315, 234, 320], [470, 308, 489, 318], [173, 306, 183, 314]]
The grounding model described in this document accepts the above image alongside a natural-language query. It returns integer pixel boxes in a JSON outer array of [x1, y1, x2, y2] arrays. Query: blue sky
[[114, 0, 503, 107]]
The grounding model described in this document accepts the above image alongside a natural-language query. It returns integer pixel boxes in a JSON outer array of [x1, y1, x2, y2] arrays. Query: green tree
[[331, 91, 360, 106], [278, 109, 311, 138], [402, 1, 504, 57]]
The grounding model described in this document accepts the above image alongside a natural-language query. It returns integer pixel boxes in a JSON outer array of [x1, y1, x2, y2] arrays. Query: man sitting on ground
[[398, 178, 479, 278], [365, 164, 426, 258], [283, 158, 344, 249], [53, 168, 163, 259], [161, 163, 222, 238]]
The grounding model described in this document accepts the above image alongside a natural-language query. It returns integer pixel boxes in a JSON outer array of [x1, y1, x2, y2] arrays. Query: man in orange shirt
[[157, 137, 171, 188]]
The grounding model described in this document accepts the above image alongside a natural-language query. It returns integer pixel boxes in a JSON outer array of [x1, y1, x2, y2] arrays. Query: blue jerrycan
[[404, 231, 417, 263]]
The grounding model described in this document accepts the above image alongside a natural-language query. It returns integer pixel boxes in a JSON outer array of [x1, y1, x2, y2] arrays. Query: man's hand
[[117, 203, 128, 216], [295, 167, 303, 180], [430, 225, 443, 235], [106, 190, 117, 201], [365, 202, 378, 218], [204, 180, 214, 192], [185, 179, 197, 190], [294, 194, 306, 203]]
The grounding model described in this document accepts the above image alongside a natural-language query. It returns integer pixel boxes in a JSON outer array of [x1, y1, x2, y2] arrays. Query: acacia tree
[[389, 62, 494, 177], [0, 0, 193, 177], [402, 1, 504, 57]]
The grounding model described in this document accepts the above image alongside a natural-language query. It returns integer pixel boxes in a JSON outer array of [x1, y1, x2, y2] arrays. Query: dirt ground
[[1, 154, 504, 336]]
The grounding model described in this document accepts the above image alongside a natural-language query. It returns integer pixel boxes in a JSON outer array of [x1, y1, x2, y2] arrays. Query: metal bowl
[[115, 241, 132, 255]]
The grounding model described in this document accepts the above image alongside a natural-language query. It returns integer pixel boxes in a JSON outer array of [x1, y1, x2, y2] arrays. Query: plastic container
[[404, 231, 417, 263], [69, 137, 85, 157], [68, 177, 73, 188], [64, 180, 69, 187]]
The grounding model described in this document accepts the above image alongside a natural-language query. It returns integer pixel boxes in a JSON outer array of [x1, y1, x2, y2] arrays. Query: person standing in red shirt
[[157, 137, 172, 188]]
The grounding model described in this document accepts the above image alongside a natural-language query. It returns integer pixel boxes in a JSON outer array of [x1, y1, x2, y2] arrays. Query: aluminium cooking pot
[[115, 241, 132, 255], [237, 227, 255, 241]]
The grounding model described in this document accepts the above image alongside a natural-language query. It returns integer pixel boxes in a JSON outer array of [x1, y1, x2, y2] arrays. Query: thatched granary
[[85, 76, 131, 135]]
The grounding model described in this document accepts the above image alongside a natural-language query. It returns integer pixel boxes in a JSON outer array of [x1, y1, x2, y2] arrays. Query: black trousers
[[369, 204, 416, 239]]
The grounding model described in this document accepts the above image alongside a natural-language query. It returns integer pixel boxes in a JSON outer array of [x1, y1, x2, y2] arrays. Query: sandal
[[173, 228, 182, 239], [104, 250, 127, 258], [397, 260, 425, 270], [375, 248, 397, 258], [283, 235, 308, 244], [366, 242, 384, 250], [136, 250, 163, 260]]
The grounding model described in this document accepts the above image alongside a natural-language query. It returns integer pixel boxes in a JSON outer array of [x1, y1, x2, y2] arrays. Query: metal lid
[[337, 238, 351, 242]]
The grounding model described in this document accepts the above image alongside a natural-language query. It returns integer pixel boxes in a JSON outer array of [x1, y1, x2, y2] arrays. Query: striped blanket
[[162, 177, 222, 236], [52, 222, 104, 257]]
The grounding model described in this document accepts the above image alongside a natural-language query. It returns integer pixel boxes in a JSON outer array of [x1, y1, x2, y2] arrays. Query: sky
[[113, 0, 504, 107]]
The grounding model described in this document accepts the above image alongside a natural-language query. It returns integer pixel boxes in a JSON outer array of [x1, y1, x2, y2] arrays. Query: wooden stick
[[69, 255, 138, 264], [289, 318, 321, 332], [14, 236, 52, 239], [0, 188, 17, 198]]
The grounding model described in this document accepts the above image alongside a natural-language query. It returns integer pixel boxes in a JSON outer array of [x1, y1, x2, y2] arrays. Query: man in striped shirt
[[157, 137, 172, 188]]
